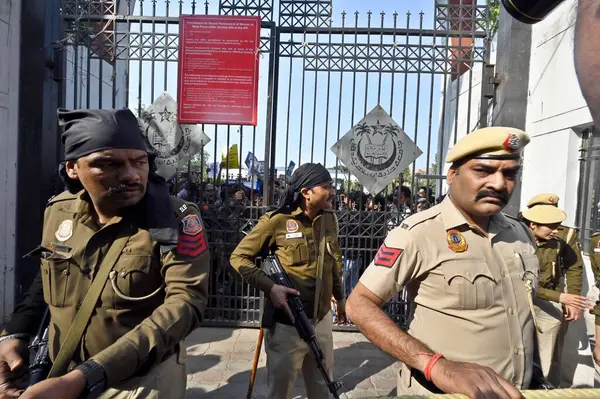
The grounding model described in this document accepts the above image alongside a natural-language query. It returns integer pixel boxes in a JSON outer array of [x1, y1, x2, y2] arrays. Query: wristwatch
[[74, 360, 107, 399]]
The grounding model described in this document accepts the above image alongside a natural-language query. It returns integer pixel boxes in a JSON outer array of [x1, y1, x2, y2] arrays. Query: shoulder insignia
[[374, 243, 403, 268], [46, 191, 78, 207], [177, 214, 208, 257], [264, 210, 277, 219], [399, 207, 440, 231], [182, 214, 203, 236]]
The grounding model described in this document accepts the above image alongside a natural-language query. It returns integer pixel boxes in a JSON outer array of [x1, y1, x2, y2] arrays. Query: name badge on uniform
[[594, 248, 600, 253], [286, 232, 303, 239]]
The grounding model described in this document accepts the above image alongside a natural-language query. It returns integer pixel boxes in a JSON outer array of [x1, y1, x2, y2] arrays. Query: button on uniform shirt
[[230, 206, 344, 322], [359, 196, 539, 389]]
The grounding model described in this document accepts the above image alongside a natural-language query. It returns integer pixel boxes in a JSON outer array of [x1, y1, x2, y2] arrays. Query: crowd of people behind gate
[[163, 169, 434, 316], [163, 169, 447, 307]]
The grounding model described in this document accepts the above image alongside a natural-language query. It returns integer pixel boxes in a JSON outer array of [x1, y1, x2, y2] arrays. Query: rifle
[[28, 308, 51, 386], [262, 255, 343, 399]]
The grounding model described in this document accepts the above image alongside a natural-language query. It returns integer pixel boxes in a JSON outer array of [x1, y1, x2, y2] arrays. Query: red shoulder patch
[[181, 214, 203, 236], [373, 244, 403, 268], [177, 214, 207, 257], [177, 231, 208, 257]]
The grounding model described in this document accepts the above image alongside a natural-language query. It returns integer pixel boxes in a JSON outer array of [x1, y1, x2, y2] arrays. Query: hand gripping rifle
[[28, 307, 51, 386], [263, 255, 343, 399]]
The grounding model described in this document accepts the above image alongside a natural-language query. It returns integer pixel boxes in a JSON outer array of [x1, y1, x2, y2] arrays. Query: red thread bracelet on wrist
[[424, 353, 444, 381]]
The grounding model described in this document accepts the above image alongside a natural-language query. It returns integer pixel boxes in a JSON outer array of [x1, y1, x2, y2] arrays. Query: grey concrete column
[[0, 0, 22, 324], [492, 7, 532, 217]]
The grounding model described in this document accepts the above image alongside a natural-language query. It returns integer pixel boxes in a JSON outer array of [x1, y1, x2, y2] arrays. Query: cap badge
[[502, 134, 520, 152]]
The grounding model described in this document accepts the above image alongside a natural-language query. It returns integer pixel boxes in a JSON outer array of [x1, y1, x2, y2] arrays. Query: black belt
[[410, 368, 444, 394]]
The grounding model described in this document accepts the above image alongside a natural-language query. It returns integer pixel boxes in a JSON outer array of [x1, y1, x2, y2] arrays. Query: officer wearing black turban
[[0, 108, 210, 399], [230, 163, 345, 399]]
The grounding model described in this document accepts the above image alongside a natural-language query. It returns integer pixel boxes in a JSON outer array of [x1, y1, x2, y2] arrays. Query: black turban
[[277, 163, 332, 211], [57, 108, 178, 244], [59, 108, 150, 161]]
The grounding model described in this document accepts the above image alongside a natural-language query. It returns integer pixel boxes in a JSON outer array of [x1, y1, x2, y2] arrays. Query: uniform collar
[[440, 196, 469, 231], [441, 195, 511, 234], [290, 205, 328, 223], [72, 189, 123, 227]]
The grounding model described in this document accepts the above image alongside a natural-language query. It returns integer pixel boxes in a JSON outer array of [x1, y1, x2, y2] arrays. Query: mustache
[[475, 189, 509, 204], [107, 183, 144, 196]]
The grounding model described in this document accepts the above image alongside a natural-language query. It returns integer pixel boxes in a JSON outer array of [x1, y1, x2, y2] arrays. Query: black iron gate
[[59, 0, 490, 329]]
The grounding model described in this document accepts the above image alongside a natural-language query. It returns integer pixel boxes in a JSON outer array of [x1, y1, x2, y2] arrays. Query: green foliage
[[487, 0, 500, 35]]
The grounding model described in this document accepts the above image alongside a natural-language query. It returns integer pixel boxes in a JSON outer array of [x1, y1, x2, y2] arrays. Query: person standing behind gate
[[230, 163, 345, 399], [520, 198, 591, 387], [0, 109, 210, 399], [346, 127, 539, 398]]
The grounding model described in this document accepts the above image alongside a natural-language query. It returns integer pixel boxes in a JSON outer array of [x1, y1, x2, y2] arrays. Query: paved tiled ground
[[184, 327, 398, 398]]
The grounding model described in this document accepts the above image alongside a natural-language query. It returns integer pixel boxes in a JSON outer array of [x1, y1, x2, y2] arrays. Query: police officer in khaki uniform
[[230, 163, 345, 399], [347, 127, 538, 398], [520, 200, 591, 387], [589, 233, 600, 366], [525, 194, 585, 320], [0, 109, 210, 399]]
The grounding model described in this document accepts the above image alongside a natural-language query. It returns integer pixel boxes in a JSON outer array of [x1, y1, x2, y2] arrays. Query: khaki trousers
[[265, 311, 334, 399], [534, 300, 568, 387], [99, 346, 187, 399]]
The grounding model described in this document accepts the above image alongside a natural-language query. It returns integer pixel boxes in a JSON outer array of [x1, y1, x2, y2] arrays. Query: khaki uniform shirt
[[589, 233, 600, 325], [553, 226, 583, 295], [535, 237, 581, 303], [230, 206, 343, 322], [3, 190, 210, 386], [360, 197, 539, 389]]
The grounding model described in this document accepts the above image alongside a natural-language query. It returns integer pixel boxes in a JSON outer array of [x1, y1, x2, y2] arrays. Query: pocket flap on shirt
[[442, 259, 496, 284]]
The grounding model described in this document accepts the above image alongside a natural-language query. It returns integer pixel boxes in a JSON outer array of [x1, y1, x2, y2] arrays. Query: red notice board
[[177, 15, 261, 125]]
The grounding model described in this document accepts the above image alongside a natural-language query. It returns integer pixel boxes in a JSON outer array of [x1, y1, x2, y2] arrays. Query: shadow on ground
[[185, 341, 396, 398]]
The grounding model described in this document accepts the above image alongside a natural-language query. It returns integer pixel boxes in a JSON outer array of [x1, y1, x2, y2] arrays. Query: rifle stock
[[263, 255, 343, 399]]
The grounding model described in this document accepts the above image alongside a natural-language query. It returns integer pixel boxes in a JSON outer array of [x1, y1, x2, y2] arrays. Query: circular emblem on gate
[[55, 220, 73, 242], [447, 229, 468, 253], [141, 118, 192, 161], [349, 119, 403, 180]]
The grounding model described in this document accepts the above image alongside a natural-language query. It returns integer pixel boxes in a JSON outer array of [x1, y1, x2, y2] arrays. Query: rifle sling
[[48, 232, 131, 378], [312, 215, 327, 324]]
